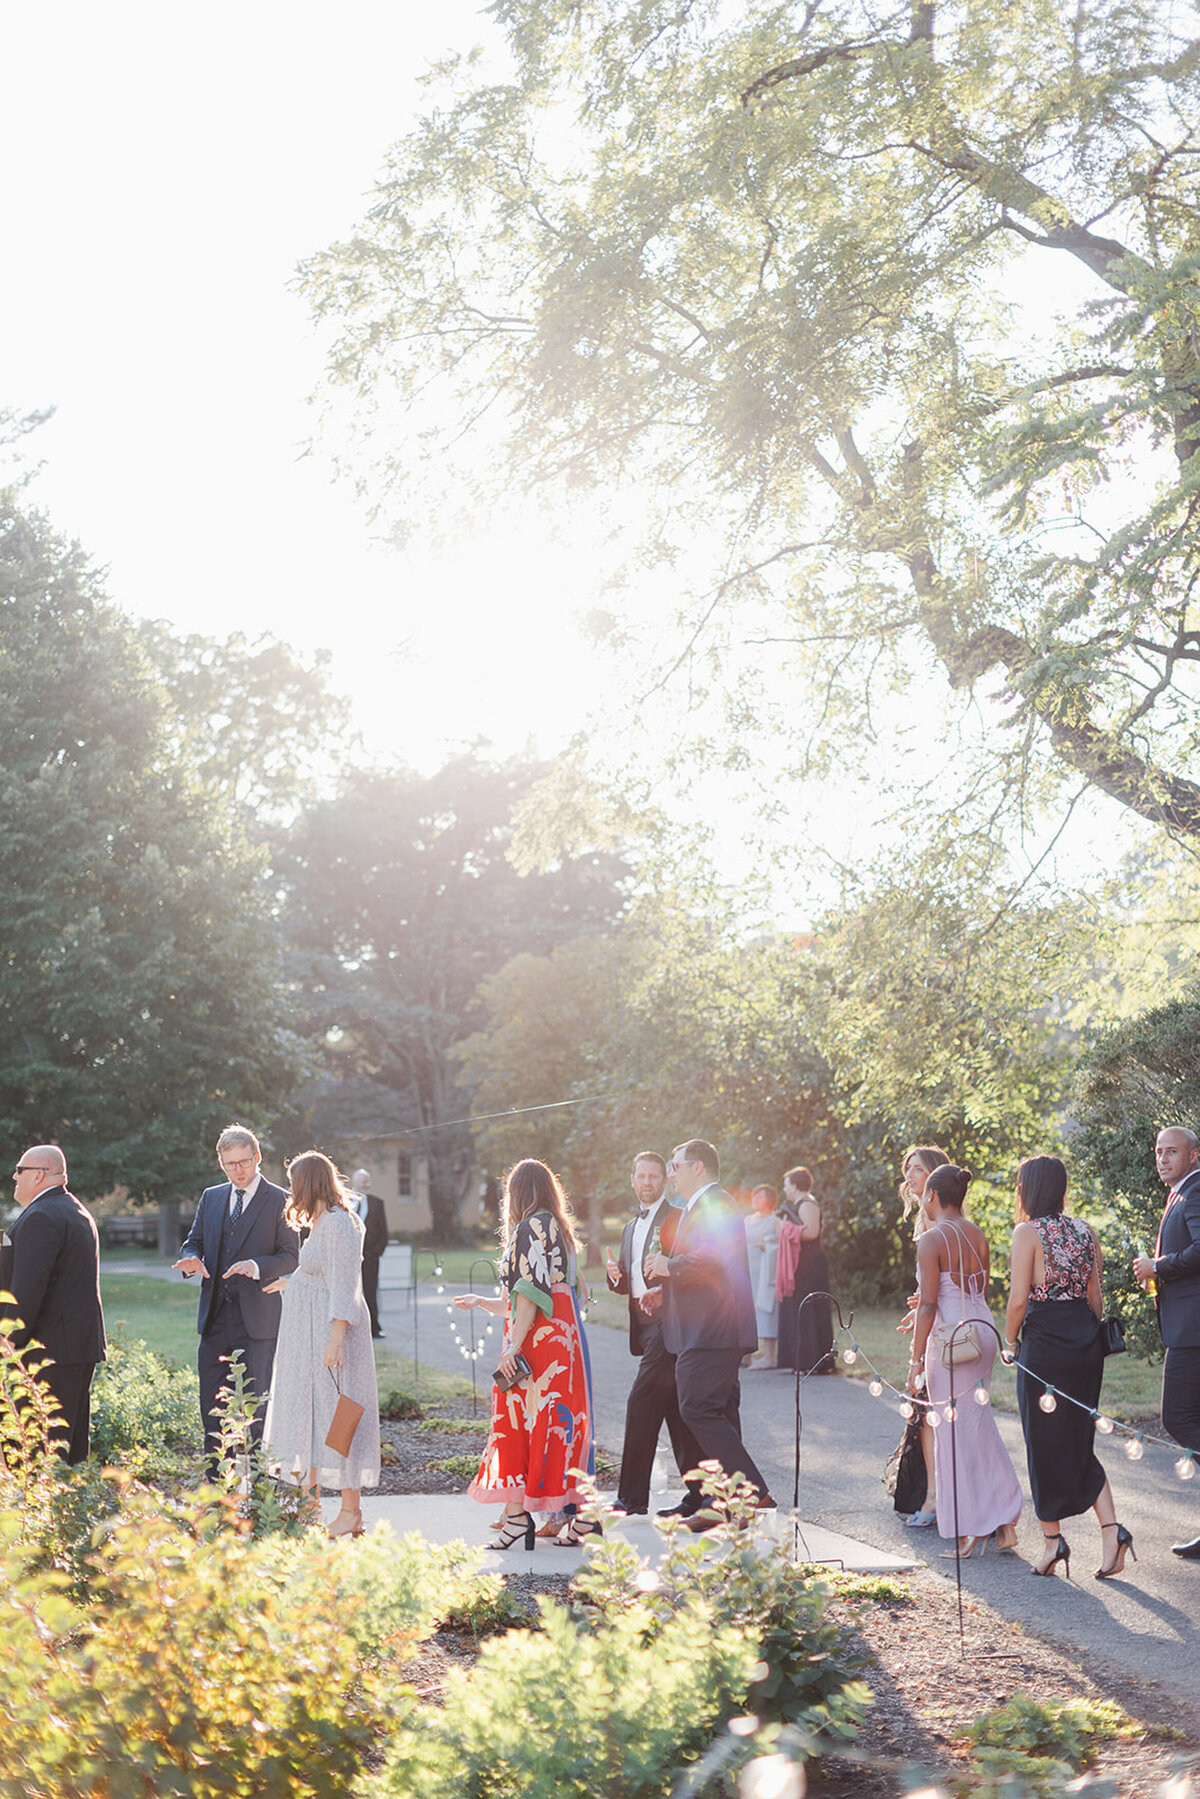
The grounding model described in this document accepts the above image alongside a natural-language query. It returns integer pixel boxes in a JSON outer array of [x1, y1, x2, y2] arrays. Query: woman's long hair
[[286, 1149, 354, 1229], [501, 1158, 579, 1253], [899, 1144, 950, 1230]]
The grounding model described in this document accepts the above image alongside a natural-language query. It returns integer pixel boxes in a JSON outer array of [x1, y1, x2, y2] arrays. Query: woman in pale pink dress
[[907, 1164, 1022, 1556]]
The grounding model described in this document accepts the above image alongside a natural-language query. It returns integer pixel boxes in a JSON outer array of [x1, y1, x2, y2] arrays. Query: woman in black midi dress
[[1005, 1155, 1133, 1581]]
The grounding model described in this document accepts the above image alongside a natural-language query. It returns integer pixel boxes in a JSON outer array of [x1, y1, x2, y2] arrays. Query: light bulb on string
[[869, 1379, 883, 1398], [445, 1305, 454, 1315], [1038, 1391, 1057, 1413], [436, 1285, 444, 1294], [1125, 1436, 1144, 1461], [1177, 1455, 1197, 1481], [900, 1401, 914, 1420], [434, 1265, 443, 1276], [973, 1384, 990, 1407], [1096, 1414, 1114, 1434], [842, 1348, 857, 1365], [943, 1404, 956, 1423], [493, 1285, 502, 1297], [927, 1407, 942, 1429]]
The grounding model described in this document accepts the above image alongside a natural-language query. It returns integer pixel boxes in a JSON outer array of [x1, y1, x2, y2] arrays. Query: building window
[[397, 1151, 413, 1197]]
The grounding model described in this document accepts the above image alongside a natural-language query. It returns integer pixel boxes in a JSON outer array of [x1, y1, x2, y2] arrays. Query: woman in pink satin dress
[[907, 1164, 1022, 1556]]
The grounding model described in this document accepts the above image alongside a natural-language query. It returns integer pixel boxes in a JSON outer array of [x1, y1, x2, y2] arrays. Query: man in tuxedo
[[174, 1124, 300, 1466], [646, 1139, 774, 1527], [605, 1151, 702, 1517], [350, 1168, 389, 1338], [4, 1144, 106, 1463], [1134, 1124, 1200, 1558]]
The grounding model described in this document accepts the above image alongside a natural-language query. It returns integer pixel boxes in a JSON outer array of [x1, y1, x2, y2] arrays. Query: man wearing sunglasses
[[6, 1145, 106, 1463], [645, 1139, 774, 1526]]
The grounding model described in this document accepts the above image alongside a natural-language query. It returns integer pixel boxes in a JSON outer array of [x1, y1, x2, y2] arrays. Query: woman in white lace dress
[[262, 1151, 381, 1536]]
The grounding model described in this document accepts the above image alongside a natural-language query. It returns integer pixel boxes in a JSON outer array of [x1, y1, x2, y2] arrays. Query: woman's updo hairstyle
[[925, 1163, 972, 1211]]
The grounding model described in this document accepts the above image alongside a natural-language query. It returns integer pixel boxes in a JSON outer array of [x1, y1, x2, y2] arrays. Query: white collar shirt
[[629, 1197, 666, 1300], [683, 1180, 717, 1216], [228, 1170, 262, 1216]]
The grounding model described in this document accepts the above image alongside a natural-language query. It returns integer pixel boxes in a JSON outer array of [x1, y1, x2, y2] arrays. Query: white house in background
[[270, 1076, 435, 1235]]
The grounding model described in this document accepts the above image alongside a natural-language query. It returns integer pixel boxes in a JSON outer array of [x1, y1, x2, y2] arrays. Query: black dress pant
[[198, 1297, 277, 1467], [617, 1322, 703, 1511], [362, 1254, 382, 1336], [674, 1345, 769, 1497], [1163, 1345, 1200, 1453], [39, 1358, 96, 1465]]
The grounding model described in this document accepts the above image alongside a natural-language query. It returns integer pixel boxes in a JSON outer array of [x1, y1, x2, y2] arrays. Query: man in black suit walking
[[605, 1150, 702, 1517], [1134, 1123, 1200, 1558], [174, 1124, 299, 1465], [350, 1168, 389, 1338], [646, 1139, 774, 1527], [4, 1144, 106, 1463]]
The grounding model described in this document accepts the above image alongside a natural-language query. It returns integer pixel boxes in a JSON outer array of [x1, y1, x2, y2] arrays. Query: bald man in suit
[[4, 1143, 106, 1463]]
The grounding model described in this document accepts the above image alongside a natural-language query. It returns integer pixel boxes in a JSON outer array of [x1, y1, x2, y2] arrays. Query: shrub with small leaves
[[89, 1329, 200, 1467], [368, 1592, 757, 1799], [380, 1388, 422, 1420]]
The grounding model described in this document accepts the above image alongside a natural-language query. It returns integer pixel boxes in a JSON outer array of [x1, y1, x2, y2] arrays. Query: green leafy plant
[[414, 1415, 489, 1436], [380, 1387, 423, 1420], [212, 1352, 314, 1539], [367, 1592, 758, 1799], [439, 1571, 536, 1637], [966, 1695, 1139, 1767], [427, 1453, 481, 1480], [89, 1328, 201, 1467], [570, 1470, 872, 1746]]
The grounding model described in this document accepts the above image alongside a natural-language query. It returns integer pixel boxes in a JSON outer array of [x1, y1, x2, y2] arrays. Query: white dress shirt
[[629, 1197, 666, 1300]]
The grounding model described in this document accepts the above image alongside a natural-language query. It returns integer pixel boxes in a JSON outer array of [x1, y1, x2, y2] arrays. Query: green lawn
[[101, 1273, 199, 1367], [99, 1269, 472, 1405]]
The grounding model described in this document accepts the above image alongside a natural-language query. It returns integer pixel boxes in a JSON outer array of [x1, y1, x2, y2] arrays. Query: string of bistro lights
[[831, 1318, 1199, 1483]]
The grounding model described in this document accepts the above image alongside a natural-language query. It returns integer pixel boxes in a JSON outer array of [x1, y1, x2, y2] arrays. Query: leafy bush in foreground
[[89, 1330, 201, 1465]]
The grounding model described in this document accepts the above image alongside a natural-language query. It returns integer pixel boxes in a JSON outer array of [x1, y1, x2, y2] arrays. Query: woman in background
[[1007, 1155, 1131, 1580], [262, 1151, 381, 1538], [778, 1167, 835, 1375], [908, 1164, 1021, 1556], [896, 1144, 949, 1528], [455, 1158, 592, 1550], [744, 1185, 782, 1368]]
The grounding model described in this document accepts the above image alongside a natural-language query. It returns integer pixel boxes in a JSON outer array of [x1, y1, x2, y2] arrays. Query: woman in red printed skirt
[[454, 1158, 594, 1550]]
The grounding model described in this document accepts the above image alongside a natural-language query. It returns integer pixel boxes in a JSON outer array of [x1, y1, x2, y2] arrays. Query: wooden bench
[[103, 1215, 160, 1249]]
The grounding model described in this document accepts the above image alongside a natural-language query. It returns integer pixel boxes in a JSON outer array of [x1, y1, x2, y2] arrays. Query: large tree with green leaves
[[303, 0, 1200, 843], [277, 755, 630, 1237], [0, 496, 305, 1200]]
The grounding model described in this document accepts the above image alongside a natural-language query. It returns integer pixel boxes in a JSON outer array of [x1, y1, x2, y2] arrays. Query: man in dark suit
[[4, 1144, 106, 1463], [605, 1150, 702, 1517], [1134, 1124, 1200, 1558], [173, 1124, 300, 1465], [646, 1139, 774, 1527], [350, 1168, 389, 1338]]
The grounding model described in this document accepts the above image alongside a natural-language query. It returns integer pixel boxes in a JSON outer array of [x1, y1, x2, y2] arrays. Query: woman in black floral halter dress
[[1006, 1155, 1133, 1581]]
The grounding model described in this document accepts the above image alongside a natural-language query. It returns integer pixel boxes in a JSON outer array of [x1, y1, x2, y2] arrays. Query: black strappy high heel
[[553, 1516, 602, 1547], [1096, 1522, 1136, 1580], [1032, 1532, 1071, 1579], [490, 1510, 535, 1551]]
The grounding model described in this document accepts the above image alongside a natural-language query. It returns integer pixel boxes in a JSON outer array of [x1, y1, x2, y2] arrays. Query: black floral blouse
[[501, 1211, 575, 1319]]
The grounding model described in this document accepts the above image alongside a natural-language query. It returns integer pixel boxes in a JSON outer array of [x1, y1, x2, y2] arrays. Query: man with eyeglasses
[[174, 1123, 299, 1467], [645, 1139, 775, 1527], [4, 1145, 106, 1463]]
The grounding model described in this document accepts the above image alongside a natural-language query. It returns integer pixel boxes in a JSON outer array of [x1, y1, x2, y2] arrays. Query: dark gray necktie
[[230, 1187, 245, 1226]]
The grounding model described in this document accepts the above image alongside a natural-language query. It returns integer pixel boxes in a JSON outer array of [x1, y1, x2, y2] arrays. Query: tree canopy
[[303, 0, 1200, 846], [0, 496, 304, 1199], [277, 753, 631, 1236]]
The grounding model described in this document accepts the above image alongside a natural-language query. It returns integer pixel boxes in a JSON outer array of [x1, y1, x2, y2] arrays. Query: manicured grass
[[101, 1273, 199, 1368], [837, 1305, 1163, 1422]]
